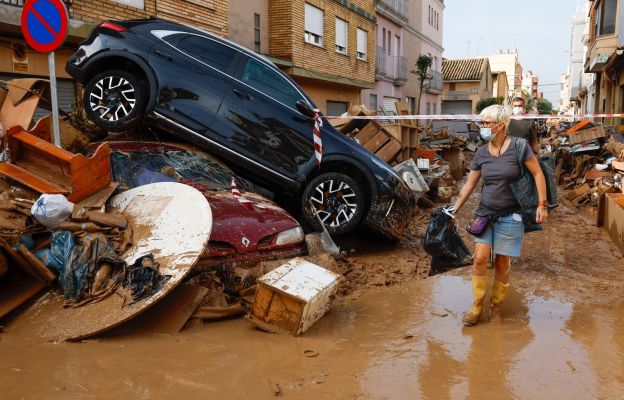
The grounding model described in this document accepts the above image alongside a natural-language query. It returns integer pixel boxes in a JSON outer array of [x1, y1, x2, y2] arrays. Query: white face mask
[[512, 106, 523, 115], [480, 127, 493, 142]]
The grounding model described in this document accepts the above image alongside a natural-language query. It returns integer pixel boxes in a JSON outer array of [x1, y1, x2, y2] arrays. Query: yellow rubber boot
[[462, 275, 488, 326], [489, 280, 509, 322]]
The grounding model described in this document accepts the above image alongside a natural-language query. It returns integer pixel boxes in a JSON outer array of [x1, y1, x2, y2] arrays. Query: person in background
[[451, 104, 548, 326], [508, 97, 540, 154]]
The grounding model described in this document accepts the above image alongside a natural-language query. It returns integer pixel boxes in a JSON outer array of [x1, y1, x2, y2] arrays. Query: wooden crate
[[353, 121, 403, 163], [246, 259, 340, 336], [568, 125, 606, 144]]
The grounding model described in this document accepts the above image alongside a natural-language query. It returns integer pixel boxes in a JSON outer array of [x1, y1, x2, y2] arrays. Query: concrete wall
[[297, 78, 361, 115], [0, 43, 73, 79], [228, 0, 269, 53]]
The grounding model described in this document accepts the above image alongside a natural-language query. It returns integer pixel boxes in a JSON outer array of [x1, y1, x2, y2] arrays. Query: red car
[[91, 141, 306, 269]]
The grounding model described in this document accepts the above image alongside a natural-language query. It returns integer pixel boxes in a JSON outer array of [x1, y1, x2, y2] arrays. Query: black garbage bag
[[539, 156, 559, 209], [423, 208, 472, 273], [123, 254, 171, 305]]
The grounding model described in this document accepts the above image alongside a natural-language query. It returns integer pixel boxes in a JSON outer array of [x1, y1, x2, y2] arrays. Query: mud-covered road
[[1, 194, 623, 399]]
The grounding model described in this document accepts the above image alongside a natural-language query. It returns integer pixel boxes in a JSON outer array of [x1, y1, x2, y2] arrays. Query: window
[[428, 6, 431, 24], [335, 18, 347, 54], [406, 96, 415, 114], [433, 103, 437, 114], [382, 28, 386, 51], [598, 0, 617, 35], [254, 14, 261, 53], [450, 82, 456, 91], [305, 3, 324, 46], [426, 102, 431, 115], [327, 101, 349, 116], [369, 94, 378, 111], [387, 30, 391, 55], [242, 59, 305, 108], [357, 28, 368, 61], [112, 0, 144, 9], [176, 35, 236, 72]]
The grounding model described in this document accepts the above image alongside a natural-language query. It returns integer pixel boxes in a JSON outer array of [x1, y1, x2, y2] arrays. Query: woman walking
[[451, 104, 548, 325]]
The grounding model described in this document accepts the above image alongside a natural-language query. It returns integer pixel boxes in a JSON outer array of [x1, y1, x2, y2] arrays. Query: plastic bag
[[423, 208, 472, 273], [31, 194, 74, 230]]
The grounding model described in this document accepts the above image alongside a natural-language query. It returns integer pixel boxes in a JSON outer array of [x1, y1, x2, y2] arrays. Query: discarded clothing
[[123, 254, 170, 305]]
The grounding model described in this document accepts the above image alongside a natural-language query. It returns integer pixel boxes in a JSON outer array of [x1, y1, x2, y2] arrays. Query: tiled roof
[[442, 58, 488, 81]]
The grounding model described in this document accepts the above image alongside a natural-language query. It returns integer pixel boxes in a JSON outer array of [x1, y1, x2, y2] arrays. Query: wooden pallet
[[353, 121, 403, 164]]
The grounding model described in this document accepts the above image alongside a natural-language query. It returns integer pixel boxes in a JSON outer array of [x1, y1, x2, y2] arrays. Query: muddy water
[[1, 273, 624, 399]]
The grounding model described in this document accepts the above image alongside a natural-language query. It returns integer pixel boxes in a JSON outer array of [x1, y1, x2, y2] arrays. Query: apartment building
[[488, 50, 523, 99], [584, 0, 624, 128]]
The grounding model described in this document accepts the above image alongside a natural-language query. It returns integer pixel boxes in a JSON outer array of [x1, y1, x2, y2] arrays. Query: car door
[[148, 30, 238, 134], [213, 56, 314, 183]]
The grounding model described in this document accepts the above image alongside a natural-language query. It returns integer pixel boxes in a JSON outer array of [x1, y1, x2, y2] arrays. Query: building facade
[[487, 50, 523, 100], [441, 57, 493, 114], [584, 0, 624, 128], [492, 71, 508, 98], [521, 70, 539, 100]]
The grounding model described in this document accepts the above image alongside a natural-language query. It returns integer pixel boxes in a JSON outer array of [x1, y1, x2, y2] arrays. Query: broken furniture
[[603, 193, 624, 257], [0, 128, 110, 203], [7, 182, 212, 341], [246, 258, 341, 336], [0, 78, 50, 132]]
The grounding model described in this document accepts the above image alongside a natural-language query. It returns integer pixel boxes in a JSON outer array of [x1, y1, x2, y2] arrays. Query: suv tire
[[302, 172, 366, 235], [83, 69, 146, 131]]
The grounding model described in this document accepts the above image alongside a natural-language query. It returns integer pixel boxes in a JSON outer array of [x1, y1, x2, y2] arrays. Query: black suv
[[66, 19, 415, 240]]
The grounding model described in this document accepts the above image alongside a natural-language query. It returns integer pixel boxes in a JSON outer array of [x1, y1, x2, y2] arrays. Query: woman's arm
[[524, 156, 548, 223], [453, 169, 481, 212]]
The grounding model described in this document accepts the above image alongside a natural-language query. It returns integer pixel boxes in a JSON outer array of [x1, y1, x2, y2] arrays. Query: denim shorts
[[474, 213, 524, 257]]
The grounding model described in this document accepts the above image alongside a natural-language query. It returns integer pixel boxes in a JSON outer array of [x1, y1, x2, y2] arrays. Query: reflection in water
[[358, 275, 623, 400]]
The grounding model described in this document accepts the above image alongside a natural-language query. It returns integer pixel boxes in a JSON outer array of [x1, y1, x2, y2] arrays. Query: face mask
[[512, 107, 523, 115], [480, 127, 493, 142]]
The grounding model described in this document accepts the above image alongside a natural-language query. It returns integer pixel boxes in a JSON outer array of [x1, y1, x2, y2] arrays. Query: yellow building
[[441, 57, 493, 114]]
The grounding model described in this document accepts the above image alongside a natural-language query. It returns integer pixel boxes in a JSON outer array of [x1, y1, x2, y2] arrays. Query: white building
[[488, 50, 523, 99], [559, 71, 572, 113]]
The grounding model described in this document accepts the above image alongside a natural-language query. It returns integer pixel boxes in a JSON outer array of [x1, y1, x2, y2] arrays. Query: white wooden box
[[246, 258, 341, 335]]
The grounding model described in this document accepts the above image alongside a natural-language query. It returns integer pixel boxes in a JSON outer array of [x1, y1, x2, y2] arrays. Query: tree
[[526, 97, 553, 114], [475, 97, 504, 113], [410, 55, 433, 117]]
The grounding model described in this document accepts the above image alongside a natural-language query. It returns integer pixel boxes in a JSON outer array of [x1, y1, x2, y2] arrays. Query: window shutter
[[335, 18, 347, 48], [357, 28, 367, 56], [305, 3, 323, 36]]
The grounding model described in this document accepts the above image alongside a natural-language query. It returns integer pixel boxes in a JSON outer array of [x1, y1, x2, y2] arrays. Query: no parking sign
[[20, 0, 69, 146]]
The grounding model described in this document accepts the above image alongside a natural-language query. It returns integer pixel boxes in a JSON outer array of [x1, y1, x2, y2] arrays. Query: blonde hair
[[480, 104, 511, 130]]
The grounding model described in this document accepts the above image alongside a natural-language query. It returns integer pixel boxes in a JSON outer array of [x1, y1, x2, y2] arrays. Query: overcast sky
[[443, 0, 581, 105]]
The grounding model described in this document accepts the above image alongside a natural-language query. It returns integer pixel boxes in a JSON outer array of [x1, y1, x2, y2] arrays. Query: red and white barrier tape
[[323, 113, 624, 121], [313, 109, 323, 166], [231, 178, 253, 209]]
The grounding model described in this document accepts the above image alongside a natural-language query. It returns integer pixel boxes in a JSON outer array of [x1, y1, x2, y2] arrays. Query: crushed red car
[[88, 141, 307, 269]]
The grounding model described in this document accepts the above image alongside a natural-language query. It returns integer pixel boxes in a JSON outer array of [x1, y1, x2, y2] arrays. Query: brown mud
[[1, 192, 624, 399]]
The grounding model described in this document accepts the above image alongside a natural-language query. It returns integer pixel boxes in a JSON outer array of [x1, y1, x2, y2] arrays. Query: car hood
[[202, 190, 301, 252]]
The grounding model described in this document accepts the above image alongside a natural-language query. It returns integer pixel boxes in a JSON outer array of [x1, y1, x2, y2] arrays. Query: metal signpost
[[21, 0, 69, 147]]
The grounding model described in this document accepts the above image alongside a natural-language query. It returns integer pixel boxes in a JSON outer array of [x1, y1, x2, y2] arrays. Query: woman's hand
[[536, 205, 548, 223]]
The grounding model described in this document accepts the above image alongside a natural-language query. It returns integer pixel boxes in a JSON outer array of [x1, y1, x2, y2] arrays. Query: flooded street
[[1, 201, 624, 399]]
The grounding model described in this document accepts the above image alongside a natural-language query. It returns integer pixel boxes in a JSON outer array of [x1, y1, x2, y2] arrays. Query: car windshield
[[110, 149, 234, 191]]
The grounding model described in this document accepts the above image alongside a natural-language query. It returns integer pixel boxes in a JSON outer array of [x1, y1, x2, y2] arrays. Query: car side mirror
[[296, 100, 315, 118]]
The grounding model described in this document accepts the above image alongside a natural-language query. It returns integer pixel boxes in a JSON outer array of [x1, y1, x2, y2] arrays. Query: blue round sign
[[21, 0, 69, 53]]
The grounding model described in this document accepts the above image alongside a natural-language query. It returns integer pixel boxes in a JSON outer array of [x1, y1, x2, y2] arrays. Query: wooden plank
[[363, 130, 390, 153], [76, 183, 119, 209], [353, 122, 381, 144], [119, 283, 208, 334], [0, 271, 47, 319], [85, 211, 128, 229], [0, 238, 45, 284], [566, 119, 590, 135], [569, 126, 606, 145], [0, 163, 69, 195], [375, 139, 402, 163], [17, 245, 56, 284]]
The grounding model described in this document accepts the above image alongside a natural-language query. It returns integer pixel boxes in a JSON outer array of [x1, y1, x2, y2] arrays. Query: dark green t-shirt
[[508, 119, 537, 143]]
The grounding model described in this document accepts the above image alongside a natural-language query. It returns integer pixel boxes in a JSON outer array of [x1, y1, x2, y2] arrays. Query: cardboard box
[[246, 258, 341, 336], [603, 193, 624, 257]]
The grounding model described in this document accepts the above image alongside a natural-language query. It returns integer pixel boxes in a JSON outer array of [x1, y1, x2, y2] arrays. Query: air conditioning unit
[[393, 158, 429, 200]]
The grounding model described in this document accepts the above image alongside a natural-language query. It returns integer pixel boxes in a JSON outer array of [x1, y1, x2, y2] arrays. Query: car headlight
[[275, 227, 304, 246]]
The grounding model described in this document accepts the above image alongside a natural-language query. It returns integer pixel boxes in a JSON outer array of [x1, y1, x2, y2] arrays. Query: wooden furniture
[[0, 128, 111, 203]]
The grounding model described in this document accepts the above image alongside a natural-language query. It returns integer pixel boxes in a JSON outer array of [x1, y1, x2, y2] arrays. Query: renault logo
[[241, 236, 250, 247]]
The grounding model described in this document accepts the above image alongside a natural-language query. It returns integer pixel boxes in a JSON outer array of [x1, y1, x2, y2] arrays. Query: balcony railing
[[378, 0, 408, 18], [427, 70, 443, 92], [393, 56, 407, 84], [375, 46, 386, 77]]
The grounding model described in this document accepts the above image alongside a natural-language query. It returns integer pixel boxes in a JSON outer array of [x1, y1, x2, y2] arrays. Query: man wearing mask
[[508, 97, 540, 154]]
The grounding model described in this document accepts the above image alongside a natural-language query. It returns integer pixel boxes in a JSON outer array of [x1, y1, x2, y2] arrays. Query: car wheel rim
[[310, 179, 357, 228], [89, 76, 136, 122]]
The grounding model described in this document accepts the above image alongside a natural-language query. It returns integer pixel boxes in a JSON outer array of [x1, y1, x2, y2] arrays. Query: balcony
[[584, 34, 617, 72], [377, 0, 409, 25], [427, 70, 443, 93], [375, 46, 386, 78], [442, 89, 477, 101], [392, 56, 407, 85]]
